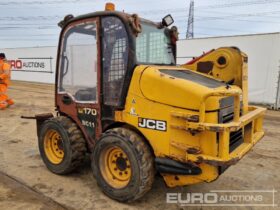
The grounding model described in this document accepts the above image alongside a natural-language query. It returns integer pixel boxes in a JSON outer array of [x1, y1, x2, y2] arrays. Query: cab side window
[[59, 21, 98, 102]]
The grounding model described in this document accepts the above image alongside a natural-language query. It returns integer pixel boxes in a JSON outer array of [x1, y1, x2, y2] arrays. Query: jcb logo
[[138, 118, 167, 131]]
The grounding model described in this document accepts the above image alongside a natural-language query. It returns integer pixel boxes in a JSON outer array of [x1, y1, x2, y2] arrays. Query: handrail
[[199, 89, 242, 123]]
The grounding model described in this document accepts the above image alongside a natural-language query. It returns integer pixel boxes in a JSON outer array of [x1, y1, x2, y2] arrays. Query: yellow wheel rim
[[100, 146, 132, 189], [44, 129, 64, 164]]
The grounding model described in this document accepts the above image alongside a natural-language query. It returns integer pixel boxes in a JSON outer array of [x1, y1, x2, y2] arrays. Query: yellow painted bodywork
[[114, 48, 265, 187], [181, 47, 249, 113]]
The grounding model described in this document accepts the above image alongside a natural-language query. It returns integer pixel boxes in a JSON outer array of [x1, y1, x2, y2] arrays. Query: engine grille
[[218, 108, 244, 153], [220, 111, 234, 123], [218, 108, 244, 174], [229, 129, 243, 153]]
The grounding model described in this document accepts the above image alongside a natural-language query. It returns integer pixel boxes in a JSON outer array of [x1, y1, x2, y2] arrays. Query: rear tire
[[92, 127, 155, 202], [38, 116, 86, 174]]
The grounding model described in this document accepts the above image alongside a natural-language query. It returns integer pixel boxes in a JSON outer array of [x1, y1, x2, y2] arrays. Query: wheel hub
[[44, 129, 64, 164], [100, 146, 131, 189], [116, 157, 127, 171]]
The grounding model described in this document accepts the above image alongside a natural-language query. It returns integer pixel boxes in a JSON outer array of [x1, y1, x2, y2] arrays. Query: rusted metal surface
[[169, 153, 187, 163], [57, 94, 97, 150], [127, 14, 142, 36], [55, 17, 102, 151], [171, 106, 266, 134], [170, 141, 201, 154], [187, 147, 201, 155], [21, 113, 55, 138], [171, 112, 199, 122], [35, 113, 54, 119], [168, 153, 201, 169], [196, 156, 239, 166], [21, 113, 54, 120], [58, 14, 74, 28], [170, 124, 203, 132]]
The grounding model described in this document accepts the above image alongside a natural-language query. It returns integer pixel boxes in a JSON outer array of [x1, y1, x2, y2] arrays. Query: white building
[[177, 32, 280, 109]]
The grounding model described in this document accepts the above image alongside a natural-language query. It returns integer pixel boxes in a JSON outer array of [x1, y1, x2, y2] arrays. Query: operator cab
[[56, 4, 177, 148]]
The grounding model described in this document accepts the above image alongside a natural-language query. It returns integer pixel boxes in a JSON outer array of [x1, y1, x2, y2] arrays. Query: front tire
[[38, 116, 86, 174], [92, 127, 155, 202]]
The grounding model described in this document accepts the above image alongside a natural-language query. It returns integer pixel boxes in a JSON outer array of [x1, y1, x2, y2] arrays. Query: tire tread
[[41, 116, 86, 174], [101, 127, 155, 201]]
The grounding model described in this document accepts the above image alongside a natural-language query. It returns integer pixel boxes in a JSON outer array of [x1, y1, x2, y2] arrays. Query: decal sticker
[[138, 117, 167, 131], [129, 107, 138, 116], [81, 120, 95, 128], [77, 107, 97, 139], [78, 107, 97, 116]]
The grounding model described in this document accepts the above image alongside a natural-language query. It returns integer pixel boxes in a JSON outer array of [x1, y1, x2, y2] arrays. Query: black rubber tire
[[38, 116, 86, 175], [92, 127, 155, 202]]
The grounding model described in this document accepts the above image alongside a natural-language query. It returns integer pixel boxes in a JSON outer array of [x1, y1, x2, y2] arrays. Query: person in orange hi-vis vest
[[0, 53, 14, 109]]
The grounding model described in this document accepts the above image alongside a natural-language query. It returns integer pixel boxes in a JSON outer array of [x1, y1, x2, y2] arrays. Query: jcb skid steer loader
[[25, 3, 266, 202]]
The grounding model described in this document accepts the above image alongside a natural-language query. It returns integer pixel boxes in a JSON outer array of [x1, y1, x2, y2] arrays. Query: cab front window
[[136, 22, 175, 65]]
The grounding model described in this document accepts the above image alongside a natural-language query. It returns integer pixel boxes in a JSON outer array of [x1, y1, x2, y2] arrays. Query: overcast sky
[[0, 0, 280, 48]]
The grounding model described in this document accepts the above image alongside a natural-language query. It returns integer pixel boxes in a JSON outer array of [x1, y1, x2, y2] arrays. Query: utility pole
[[186, 0, 194, 39]]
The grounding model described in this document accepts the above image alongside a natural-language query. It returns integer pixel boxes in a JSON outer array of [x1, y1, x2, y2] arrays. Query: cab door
[[56, 18, 100, 148]]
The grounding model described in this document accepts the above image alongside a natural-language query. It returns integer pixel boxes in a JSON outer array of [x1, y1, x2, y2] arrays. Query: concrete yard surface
[[0, 171, 68, 210], [0, 81, 279, 210]]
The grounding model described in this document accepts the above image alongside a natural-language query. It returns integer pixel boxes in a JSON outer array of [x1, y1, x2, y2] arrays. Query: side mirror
[[162, 14, 174, 27]]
